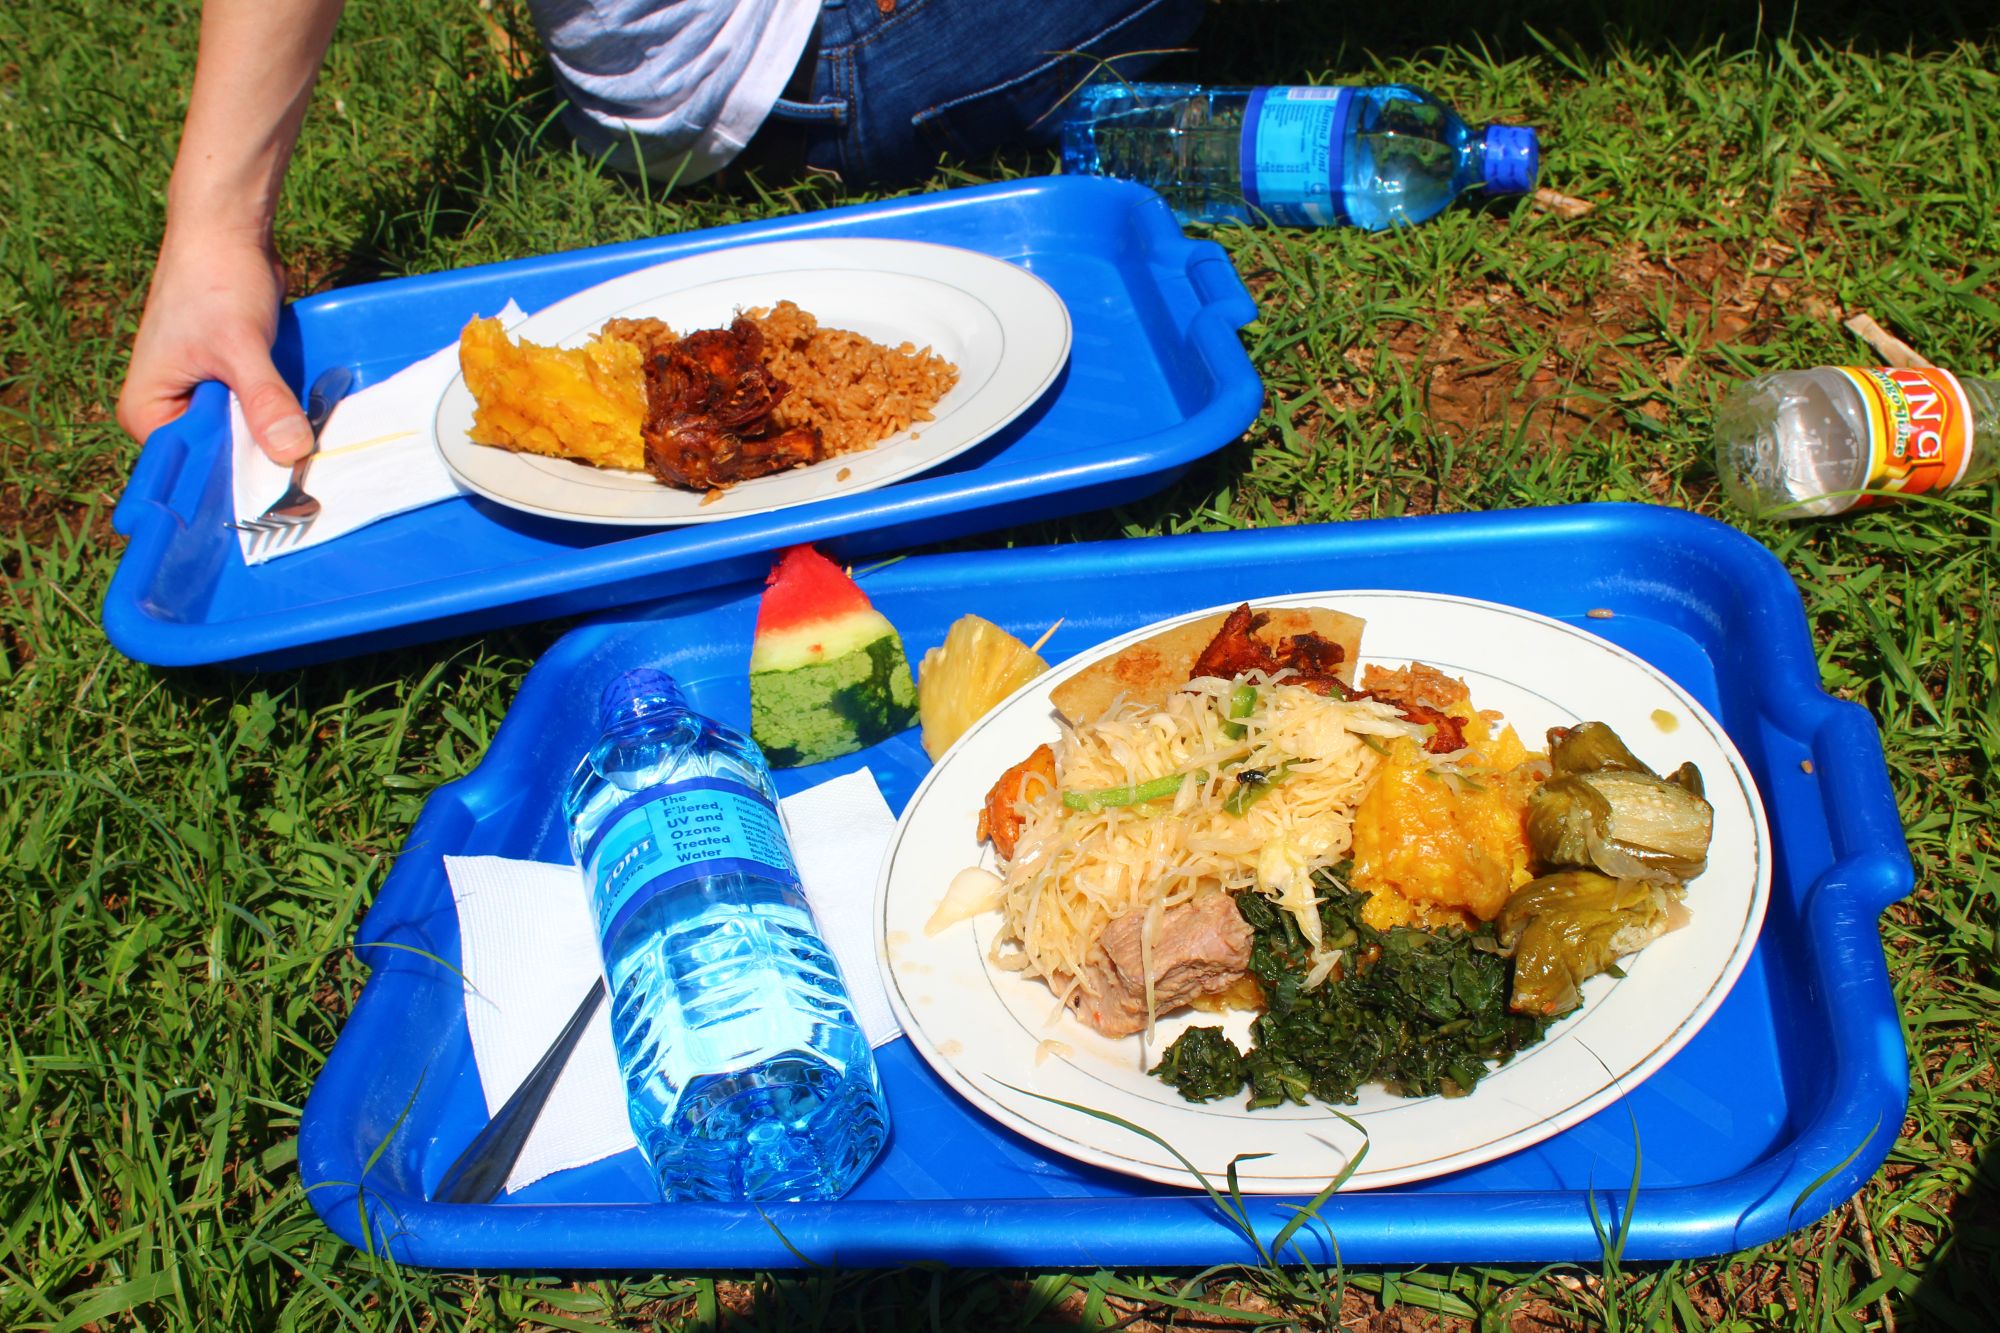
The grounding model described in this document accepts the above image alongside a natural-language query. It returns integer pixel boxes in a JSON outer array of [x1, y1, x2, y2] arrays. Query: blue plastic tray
[[103, 178, 1260, 670], [299, 503, 1911, 1268]]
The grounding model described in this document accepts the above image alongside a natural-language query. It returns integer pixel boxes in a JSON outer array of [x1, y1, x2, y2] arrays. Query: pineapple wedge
[[917, 615, 1051, 760]]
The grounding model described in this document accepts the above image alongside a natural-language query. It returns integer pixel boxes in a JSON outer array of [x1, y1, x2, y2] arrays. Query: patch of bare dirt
[[1257, 189, 1892, 520]]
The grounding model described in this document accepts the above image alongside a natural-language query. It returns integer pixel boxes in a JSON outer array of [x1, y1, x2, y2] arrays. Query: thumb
[[232, 360, 315, 464]]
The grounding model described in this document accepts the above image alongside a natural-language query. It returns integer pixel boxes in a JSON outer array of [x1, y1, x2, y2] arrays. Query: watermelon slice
[[749, 546, 918, 767]]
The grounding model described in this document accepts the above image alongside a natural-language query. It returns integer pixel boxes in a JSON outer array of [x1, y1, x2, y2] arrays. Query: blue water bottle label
[[581, 777, 801, 942], [1240, 86, 1353, 226]]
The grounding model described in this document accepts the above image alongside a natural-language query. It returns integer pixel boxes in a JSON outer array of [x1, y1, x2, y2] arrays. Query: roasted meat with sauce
[[637, 316, 825, 491], [1191, 605, 1467, 754], [1189, 603, 1357, 699]]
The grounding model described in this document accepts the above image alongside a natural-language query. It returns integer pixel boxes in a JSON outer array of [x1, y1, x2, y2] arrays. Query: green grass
[[2, 0, 1996, 1327]]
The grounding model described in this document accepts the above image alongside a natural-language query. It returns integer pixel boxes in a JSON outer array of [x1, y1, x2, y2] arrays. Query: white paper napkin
[[230, 301, 525, 564], [442, 767, 902, 1195]]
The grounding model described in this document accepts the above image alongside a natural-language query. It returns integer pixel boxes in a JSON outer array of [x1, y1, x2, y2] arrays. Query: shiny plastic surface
[[103, 177, 1260, 670], [299, 503, 1911, 1268]]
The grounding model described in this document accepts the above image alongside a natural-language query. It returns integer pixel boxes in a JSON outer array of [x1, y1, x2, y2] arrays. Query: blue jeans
[[764, 0, 1205, 183]]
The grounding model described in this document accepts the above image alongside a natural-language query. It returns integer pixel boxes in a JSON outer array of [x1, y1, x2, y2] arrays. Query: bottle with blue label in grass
[[564, 668, 888, 1202], [1060, 82, 1539, 229]]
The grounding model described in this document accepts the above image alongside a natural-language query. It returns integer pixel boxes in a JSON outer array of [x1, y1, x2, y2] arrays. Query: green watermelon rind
[[748, 606, 898, 674], [750, 631, 918, 768]]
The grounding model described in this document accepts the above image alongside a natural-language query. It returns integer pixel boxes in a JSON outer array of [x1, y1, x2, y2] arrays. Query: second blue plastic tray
[[104, 177, 1260, 670], [299, 503, 1911, 1270]]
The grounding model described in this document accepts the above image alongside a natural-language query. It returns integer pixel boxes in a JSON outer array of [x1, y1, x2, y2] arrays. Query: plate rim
[[431, 237, 1072, 526], [874, 589, 1774, 1193]]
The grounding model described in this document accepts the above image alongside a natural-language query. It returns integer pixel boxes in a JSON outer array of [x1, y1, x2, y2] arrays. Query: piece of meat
[[976, 744, 1056, 860], [1359, 662, 1471, 753], [1068, 893, 1253, 1037], [1188, 604, 1277, 682], [732, 423, 823, 475], [1389, 700, 1469, 754], [1274, 631, 1354, 696], [1186, 604, 1355, 698], [672, 320, 785, 429], [634, 316, 825, 491]]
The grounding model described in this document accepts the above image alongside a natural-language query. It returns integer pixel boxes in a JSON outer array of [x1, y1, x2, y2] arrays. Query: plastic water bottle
[[1715, 367, 1996, 519], [564, 668, 889, 1202], [1059, 82, 1539, 228]]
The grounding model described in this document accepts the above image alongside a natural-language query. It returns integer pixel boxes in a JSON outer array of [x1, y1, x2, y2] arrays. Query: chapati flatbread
[[1050, 607, 1364, 725]]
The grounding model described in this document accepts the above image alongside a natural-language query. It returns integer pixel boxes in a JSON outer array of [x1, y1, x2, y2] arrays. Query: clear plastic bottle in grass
[[1714, 367, 1996, 519], [1059, 82, 1538, 229]]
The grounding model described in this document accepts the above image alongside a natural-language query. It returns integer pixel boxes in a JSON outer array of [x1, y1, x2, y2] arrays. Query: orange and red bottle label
[[1835, 367, 1977, 505]]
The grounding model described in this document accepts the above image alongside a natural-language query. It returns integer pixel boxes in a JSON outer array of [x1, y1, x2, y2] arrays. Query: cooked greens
[[1148, 1025, 1245, 1102], [1151, 872, 1552, 1107]]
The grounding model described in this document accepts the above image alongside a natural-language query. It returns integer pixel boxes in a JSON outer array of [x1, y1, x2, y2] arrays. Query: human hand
[[117, 224, 313, 463]]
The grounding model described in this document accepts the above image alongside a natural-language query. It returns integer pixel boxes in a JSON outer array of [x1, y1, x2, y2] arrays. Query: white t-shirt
[[529, 0, 822, 182]]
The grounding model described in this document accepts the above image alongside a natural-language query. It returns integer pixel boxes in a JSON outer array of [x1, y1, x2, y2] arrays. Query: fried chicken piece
[[673, 322, 786, 428], [637, 316, 826, 490], [1186, 605, 1467, 751], [977, 744, 1056, 860], [1359, 662, 1471, 753], [1188, 604, 1355, 698]]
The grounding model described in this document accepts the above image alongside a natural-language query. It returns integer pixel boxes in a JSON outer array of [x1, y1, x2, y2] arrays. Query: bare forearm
[[120, 0, 347, 459], [166, 0, 347, 237]]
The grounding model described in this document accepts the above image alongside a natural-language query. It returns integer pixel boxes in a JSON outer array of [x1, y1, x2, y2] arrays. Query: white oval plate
[[433, 239, 1071, 525], [876, 591, 1771, 1192]]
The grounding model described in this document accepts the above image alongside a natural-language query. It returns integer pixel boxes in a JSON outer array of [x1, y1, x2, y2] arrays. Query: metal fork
[[433, 976, 608, 1205], [229, 365, 354, 555]]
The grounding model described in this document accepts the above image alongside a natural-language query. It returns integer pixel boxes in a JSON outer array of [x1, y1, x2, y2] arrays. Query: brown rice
[[742, 301, 959, 456]]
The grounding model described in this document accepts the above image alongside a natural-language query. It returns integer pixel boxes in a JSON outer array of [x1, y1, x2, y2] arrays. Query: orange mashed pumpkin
[[1349, 711, 1543, 931], [458, 316, 649, 470]]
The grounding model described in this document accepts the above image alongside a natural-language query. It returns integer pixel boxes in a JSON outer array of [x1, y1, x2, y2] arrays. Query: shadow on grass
[[1907, 1137, 2000, 1330]]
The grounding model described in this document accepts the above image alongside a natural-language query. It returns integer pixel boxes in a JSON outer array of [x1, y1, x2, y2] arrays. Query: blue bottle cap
[[1482, 124, 1540, 195], [600, 668, 687, 727]]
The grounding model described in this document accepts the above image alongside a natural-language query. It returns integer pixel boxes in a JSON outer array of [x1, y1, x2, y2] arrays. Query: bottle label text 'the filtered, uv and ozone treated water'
[[582, 778, 800, 941]]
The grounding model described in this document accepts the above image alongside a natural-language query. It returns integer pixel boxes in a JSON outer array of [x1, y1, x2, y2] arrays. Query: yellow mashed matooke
[[1349, 710, 1544, 930]]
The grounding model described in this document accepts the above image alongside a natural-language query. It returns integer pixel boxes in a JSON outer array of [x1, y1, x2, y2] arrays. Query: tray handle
[[1809, 696, 1914, 917], [1184, 241, 1258, 329], [112, 384, 229, 534], [112, 431, 191, 535]]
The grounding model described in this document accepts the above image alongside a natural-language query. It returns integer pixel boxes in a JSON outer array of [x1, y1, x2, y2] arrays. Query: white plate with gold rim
[[875, 591, 1770, 1192], [433, 239, 1070, 525]]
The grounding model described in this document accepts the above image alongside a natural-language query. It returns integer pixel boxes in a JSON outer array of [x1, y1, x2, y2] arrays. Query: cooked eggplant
[[1497, 870, 1678, 1016], [1527, 768, 1713, 884], [1524, 774, 1608, 869], [1547, 721, 1652, 777], [1579, 770, 1713, 882], [1665, 760, 1705, 798]]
